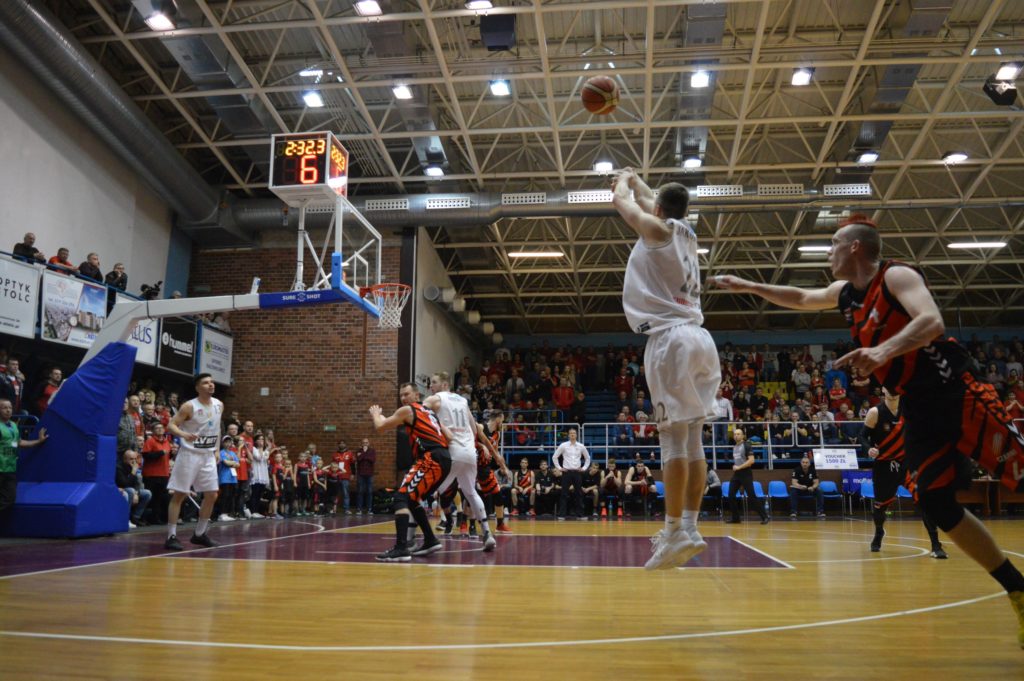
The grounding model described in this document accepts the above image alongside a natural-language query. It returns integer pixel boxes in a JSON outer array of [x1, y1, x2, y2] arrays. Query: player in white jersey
[[424, 372, 496, 552], [612, 169, 721, 570], [164, 373, 223, 551]]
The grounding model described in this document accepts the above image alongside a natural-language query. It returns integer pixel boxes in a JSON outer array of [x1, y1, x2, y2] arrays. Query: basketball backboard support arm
[[78, 287, 377, 368]]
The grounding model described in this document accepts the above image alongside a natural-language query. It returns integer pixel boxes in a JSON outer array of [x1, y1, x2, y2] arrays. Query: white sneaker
[[688, 529, 709, 554], [243, 508, 252, 519], [217, 513, 234, 522], [644, 528, 699, 570], [251, 513, 265, 519], [128, 521, 137, 529]]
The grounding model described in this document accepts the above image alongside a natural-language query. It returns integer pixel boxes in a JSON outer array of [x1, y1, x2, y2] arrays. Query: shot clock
[[268, 131, 350, 205]]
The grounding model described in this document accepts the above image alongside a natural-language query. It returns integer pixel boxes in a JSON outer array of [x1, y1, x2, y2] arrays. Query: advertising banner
[[199, 326, 233, 385], [117, 294, 157, 366], [40, 272, 107, 348], [0, 257, 40, 339], [812, 448, 859, 470], [157, 318, 197, 375]]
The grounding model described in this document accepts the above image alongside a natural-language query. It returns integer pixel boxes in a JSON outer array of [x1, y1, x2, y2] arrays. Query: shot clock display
[[268, 132, 350, 205]]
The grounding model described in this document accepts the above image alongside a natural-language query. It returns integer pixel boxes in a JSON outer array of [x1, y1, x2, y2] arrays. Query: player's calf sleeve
[[411, 504, 436, 541], [872, 506, 886, 533]]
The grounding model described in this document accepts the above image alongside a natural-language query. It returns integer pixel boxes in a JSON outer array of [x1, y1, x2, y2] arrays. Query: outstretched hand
[[37, 427, 48, 442], [705, 274, 751, 293], [368, 405, 383, 419]]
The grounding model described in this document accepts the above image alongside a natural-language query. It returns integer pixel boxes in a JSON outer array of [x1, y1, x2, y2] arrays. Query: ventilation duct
[[130, 0, 281, 175], [0, 0, 220, 224], [673, 3, 726, 170]]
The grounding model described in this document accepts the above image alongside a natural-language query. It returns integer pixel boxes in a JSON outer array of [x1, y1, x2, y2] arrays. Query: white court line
[[765, 538, 930, 564], [726, 536, 796, 569], [0, 591, 1005, 652], [0, 520, 385, 581]]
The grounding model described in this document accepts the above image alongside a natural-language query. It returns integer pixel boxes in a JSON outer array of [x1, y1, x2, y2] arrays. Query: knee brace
[[916, 487, 964, 533], [392, 491, 410, 513]]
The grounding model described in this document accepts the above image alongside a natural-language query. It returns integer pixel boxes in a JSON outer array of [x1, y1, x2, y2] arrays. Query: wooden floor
[[1, 513, 1023, 680]]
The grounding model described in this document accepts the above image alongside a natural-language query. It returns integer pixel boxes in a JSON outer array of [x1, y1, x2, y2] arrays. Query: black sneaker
[[442, 518, 454, 536], [164, 536, 184, 551], [411, 539, 443, 556], [760, 516, 770, 525], [376, 545, 412, 562], [931, 546, 949, 559], [870, 532, 884, 552], [190, 533, 220, 548]]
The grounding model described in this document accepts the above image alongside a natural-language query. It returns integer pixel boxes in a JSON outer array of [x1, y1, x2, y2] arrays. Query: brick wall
[[189, 243, 404, 486]]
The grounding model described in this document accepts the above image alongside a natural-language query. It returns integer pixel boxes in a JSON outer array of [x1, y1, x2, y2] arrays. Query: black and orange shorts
[[904, 372, 1024, 498], [398, 449, 452, 504], [871, 458, 904, 508], [476, 468, 500, 497]]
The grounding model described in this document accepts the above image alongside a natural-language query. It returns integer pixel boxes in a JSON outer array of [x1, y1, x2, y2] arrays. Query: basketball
[[581, 75, 619, 115]]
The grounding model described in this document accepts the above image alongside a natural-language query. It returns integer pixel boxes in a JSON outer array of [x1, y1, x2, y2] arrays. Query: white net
[[368, 284, 411, 328]]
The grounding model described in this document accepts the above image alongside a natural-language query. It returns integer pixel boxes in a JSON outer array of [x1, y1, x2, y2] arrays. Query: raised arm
[[707, 275, 845, 312], [369, 404, 411, 432], [627, 170, 657, 215], [611, 170, 672, 245]]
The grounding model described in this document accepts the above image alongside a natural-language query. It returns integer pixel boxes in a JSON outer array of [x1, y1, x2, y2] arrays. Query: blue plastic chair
[[860, 480, 875, 516], [768, 480, 789, 515], [896, 484, 913, 513], [819, 480, 844, 516]]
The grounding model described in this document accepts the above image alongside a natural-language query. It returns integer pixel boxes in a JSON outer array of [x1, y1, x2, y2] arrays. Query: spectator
[[788, 456, 825, 518], [249, 433, 270, 518], [31, 367, 63, 416], [633, 411, 658, 448], [47, 248, 77, 274], [505, 368, 525, 402], [141, 402, 160, 436], [613, 367, 634, 397], [711, 386, 733, 446], [355, 438, 376, 514], [141, 423, 172, 525], [512, 457, 534, 515], [737, 361, 756, 393], [828, 377, 850, 411], [749, 386, 769, 419], [217, 436, 240, 522], [791, 363, 811, 395], [568, 391, 587, 426], [78, 252, 102, 282], [117, 398, 137, 454], [12, 232, 45, 263], [115, 449, 152, 528], [104, 262, 128, 291], [0, 359, 24, 413], [233, 429, 251, 519], [552, 378, 574, 413], [0, 399, 48, 520], [581, 462, 602, 516], [333, 441, 356, 514]]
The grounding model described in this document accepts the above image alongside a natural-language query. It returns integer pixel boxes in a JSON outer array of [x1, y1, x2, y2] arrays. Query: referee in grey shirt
[[552, 428, 591, 520]]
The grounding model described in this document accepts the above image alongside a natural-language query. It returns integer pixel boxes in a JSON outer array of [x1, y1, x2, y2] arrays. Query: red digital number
[[299, 154, 319, 184]]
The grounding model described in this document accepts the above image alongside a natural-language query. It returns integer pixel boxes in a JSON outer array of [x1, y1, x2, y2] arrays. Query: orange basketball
[[581, 75, 619, 115]]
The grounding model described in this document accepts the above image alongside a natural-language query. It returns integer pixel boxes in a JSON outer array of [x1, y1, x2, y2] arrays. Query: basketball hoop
[[362, 283, 411, 329]]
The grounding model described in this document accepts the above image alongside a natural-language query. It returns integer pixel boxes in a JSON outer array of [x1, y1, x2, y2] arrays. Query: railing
[[531, 419, 870, 470]]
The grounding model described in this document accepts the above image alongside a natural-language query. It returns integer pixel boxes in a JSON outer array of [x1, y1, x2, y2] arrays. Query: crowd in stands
[[109, 385, 380, 528], [454, 335, 1024, 461]]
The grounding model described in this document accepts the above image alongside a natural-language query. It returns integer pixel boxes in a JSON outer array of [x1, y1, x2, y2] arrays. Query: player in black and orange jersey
[[369, 382, 454, 562], [711, 213, 1024, 648], [482, 410, 512, 533], [861, 387, 945, 557]]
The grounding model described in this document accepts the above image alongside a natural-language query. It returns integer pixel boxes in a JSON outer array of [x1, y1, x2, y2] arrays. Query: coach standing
[[552, 427, 591, 520]]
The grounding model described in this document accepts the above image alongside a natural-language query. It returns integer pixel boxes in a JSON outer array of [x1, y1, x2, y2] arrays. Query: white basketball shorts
[[644, 323, 721, 426], [167, 448, 220, 494]]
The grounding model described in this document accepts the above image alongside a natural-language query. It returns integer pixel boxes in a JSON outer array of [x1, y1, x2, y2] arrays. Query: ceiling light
[[508, 251, 564, 258], [798, 245, 832, 252], [856, 151, 879, 164], [791, 67, 814, 86], [425, 165, 445, 177], [593, 160, 614, 173], [392, 84, 413, 100], [465, 1, 493, 9], [696, 248, 709, 255], [691, 70, 711, 89], [302, 91, 324, 108], [682, 156, 702, 169], [354, 1, 382, 16], [299, 68, 323, 78], [144, 12, 175, 31], [489, 79, 511, 97], [948, 241, 1006, 249], [942, 151, 968, 164], [995, 61, 1023, 81]]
